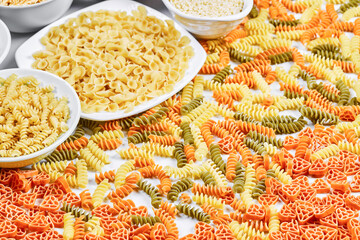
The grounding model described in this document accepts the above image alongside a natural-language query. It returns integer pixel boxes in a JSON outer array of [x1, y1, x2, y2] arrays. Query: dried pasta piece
[[97, 139, 122, 150], [92, 179, 111, 208]]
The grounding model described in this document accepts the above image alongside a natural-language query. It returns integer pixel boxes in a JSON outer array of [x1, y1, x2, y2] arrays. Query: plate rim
[[15, 0, 207, 121], [0, 68, 81, 162], [0, 19, 11, 66]]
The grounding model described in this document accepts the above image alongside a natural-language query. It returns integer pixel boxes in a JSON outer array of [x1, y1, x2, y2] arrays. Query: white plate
[[15, 0, 207, 121], [0, 19, 11, 66], [0, 68, 81, 168]]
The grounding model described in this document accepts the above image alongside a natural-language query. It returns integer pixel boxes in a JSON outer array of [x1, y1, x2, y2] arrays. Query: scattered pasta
[[4, 0, 360, 239]]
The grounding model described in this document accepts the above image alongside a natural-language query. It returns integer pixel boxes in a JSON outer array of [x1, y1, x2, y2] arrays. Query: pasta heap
[[32, 6, 194, 113], [0, 74, 70, 157]]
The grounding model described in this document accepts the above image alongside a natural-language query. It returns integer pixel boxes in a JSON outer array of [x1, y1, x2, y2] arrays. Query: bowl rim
[[0, 68, 81, 163], [0, 0, 56, 9], [0, 19, 11, 65], [162, 0, 253, 21]]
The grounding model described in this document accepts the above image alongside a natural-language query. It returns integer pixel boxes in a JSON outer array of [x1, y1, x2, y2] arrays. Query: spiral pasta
[[268, 205, 280, 233], [114, 160, 135, 188], [79, 119, 102, 134], [338, 140, 360, 155], [79, 148, 104, 171], [132, 108, 169, 128], [140, 142, 174, 158], [79, 189, 93, 211], [131, 215, 161, 226], [176, 204, 210, 223], [63, 212, 75, 240], [173, 142, 187, 168], [209, 144, 227, 175], [65, 126, 85, 143], [310, 144, 339, 161], [137, 179, 162, 208], [62, 202, 92, 222], [45, 149, 78, 162], [85, 140, 110, 164], [34, 160, 68, 174], [192, 193, 225, 210], [73, 217, 86, 240], [85, 216, 101, 232], [300, 105, 339, 125], [57, 136, 89, 151], [76, 159, 88, 188], [117, 148, 154, 159], [167, 178, 193, 201], [97, 138, 122, 150], [92, 179, 111, 208], [199, 172, 216, 188], [271, 163, 292, 184]]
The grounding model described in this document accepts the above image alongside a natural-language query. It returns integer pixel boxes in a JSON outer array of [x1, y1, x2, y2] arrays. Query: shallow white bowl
[[0, 68, 81, 168], [0, 0, 73, 33], [15, 0, 207, 121], [162, 0, 253, 39], [0, 19, 11, 66]]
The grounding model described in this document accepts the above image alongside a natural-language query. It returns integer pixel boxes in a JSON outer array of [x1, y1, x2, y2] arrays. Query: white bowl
[[162, 0, 253, 39], [0, 68, 81, 168], [0, 19, 11, 65], [0, 0, 73, 33], [15, 0, 207, 121]]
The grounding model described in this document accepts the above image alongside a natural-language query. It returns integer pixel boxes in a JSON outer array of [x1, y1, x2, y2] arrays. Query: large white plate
[[0, 68, 81, 168], [15, 0, 207, 121], [0, 19, 11, 66]]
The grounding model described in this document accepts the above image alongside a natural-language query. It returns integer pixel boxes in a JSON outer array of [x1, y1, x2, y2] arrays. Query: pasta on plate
[[32, 6, 194, 113]]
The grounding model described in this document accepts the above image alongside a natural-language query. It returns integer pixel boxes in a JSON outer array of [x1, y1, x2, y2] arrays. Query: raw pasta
[[32, 7, 194, 113], [0, 74, 70, 157]]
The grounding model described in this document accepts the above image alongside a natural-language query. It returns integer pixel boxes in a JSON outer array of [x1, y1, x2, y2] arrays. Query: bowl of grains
[[162, 0, 253, 39], [0, 0, 73, 33]]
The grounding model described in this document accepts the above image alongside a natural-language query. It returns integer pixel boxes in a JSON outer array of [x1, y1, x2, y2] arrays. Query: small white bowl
[[0, 0, 73, 33], [0, 68, 81, 168], [162, 0, 253, 39], [0, 19, 11, 66]]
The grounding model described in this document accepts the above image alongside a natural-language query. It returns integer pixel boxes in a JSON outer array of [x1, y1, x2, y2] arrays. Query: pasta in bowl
[[15, 0, 207, 121], [0, 68, 81, 168]]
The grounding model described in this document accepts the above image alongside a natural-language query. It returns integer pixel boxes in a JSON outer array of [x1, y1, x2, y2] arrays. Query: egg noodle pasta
[[32, 6, 194, 113]]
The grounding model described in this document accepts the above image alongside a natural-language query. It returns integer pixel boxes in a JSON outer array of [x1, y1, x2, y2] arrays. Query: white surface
[[0, 0, 73, 33], [0, 19, 11, 66], [0, 68, 81, 163], [15, 0, 207, 121], [162, 0, 253, 39]]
